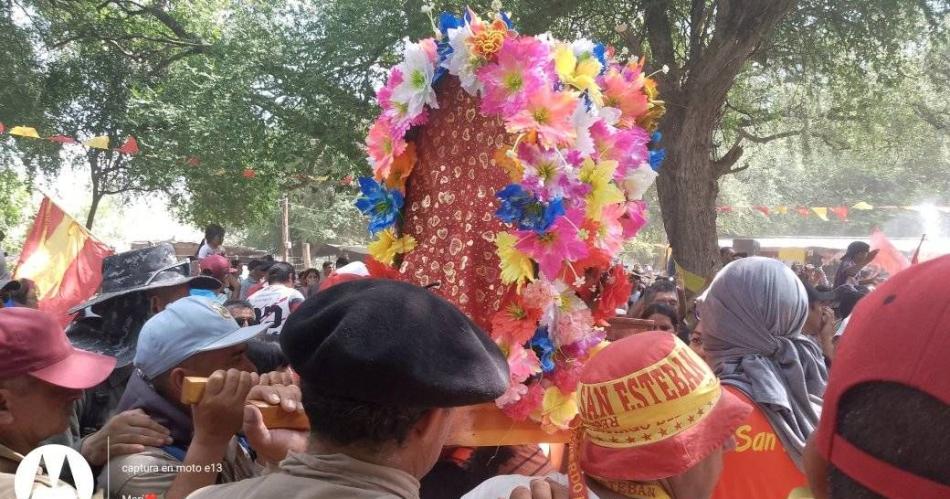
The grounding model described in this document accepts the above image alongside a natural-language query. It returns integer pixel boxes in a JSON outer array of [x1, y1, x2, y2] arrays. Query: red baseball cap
[[0, 308, 116, 389], [577, 331, 750, 481], [199, 254, 236, 282], [812, 255, 950, 498]]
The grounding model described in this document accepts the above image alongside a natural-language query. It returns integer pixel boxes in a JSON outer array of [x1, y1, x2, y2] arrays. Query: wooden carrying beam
[[182, 377, 310, 431]]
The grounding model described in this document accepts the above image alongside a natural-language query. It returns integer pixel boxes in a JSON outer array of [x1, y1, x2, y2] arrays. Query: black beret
[[280, 279, 509, 407]]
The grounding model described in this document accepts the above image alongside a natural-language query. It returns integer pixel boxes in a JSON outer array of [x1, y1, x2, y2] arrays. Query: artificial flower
[[505, 86, 578, 149], [516, 209, 589, 279], [507, 343, 542, 383], [571, 105, 599, 156], [495, 231, 535, 286], [477, 37, 551, 116], [499, 382, 544, 420], [354, 177, 405, 234], [619, 200, 648, 238], [517, 143, 581, 201], [467, 15, 509, 60], [594, 264, 633, 322], [390, 40, 439, 121], [443, 22, 484, 95], [622, 164, 658, 200], [380, 68, 430, 135], [549, 361, 583, 394], [367, 228, 417, 266], [522, 279, 559, 312], [553, 43, 603, 105], [637, 75, 667, 132], [598, 65, 649, 129], [384, 142, 417, 191], [541, 386, 578, 430], [589, 121, 650, 177], [554, 307, 594, 346], [588, 203, 626, 254], [579, 158, 625, 221], [365, 257, 403, 280], [494, 146, 524, 182], [366, 117, 408, 179], [560, 328, 607, 361], [649, 147, 666, 171], [530, 326, 556, 373], [496, 382, 528, 407], [492, 295, 542, 345], [495, 184, 565, 232]]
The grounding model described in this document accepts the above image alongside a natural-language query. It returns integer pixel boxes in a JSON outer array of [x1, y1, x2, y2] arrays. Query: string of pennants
[[717, 202, 950, 221], [0, 121, 357, 186]]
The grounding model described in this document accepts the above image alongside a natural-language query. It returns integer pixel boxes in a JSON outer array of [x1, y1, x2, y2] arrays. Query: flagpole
[[911, 234, 926, 265]]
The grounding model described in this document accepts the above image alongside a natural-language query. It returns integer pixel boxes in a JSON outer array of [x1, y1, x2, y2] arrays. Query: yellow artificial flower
[[495, 232, 535, 287], [554, 44, 603, 106], [579, 158, 625, 221], [368, 229, 417, 266], [542, 386, 578, 431]]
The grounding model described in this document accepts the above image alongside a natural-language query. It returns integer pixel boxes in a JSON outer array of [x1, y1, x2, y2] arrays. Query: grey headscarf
[[700, 257, 827, 469]]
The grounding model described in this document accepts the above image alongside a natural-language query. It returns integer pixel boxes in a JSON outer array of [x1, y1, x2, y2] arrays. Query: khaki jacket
[[102, 438, 259, 499], [0, 442, 95, 499], [188, 453, 420, 499]]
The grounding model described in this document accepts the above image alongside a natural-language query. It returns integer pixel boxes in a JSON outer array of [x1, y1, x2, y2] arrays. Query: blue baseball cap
[[134, 296, 266, 380]]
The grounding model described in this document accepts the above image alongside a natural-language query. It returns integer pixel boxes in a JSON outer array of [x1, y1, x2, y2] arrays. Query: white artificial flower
[[623, 164, 658, 200], [491, 0, 503, 11], [571, 39, 596, 59], [597, 107, 622, 126], [571, 103, 598, 156], [443, 24, 483, 95], [420, 4, 432, 14], [662, 64, 670, 74], [392, 40, 439, 117]]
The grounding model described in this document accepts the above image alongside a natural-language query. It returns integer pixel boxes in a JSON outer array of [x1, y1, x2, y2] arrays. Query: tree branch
[[736, 127, 803, 143]]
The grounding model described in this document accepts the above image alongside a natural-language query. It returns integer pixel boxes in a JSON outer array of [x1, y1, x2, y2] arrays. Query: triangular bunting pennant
[[754, 206, 771, 217], [47, 134, 78, 144], [242, 168, 257, 179], [0, 122, 6, 134], [84, 135, 110, 149], [796, 207, 810, 218], [117, 136, 140, 155], [812, 207, 829, 221], [831, 206, 849, 220], [776, 206, 788, 215], [9, 126, 40, 138], [717, 206, 734, 214], [852, 202, 873, 210], [185, 156, 201, 167]]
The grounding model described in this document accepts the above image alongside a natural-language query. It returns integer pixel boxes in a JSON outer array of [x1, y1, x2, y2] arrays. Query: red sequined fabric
[[401, 77, 510, 330]]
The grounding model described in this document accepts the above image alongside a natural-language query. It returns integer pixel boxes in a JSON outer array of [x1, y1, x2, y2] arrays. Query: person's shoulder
[[103, 447, 179, 495], [187, 472, 303, 499]]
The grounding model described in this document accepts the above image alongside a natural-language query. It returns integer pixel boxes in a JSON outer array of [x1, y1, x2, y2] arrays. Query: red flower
[[500, 383, 544, 421], [594, 264, 633, 322], [365, 257, 402, 280], [491, 294, 541, 345]]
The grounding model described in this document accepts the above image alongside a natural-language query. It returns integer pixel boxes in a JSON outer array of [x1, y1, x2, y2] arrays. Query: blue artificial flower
[[355, 176, 404, 234], [649, 148, 666, 172], [593, 43, 607, 74], [495, 185, 565, 233], [651, 131, 663, 144], [530, 327, 556, 373], [500, 11, 515, 29], [434, 12, 464, 84], [438, 12, 463, 37]]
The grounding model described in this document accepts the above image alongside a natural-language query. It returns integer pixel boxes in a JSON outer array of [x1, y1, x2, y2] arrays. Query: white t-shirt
[[197, 243, 224, 259], [247, 283, 305, 337], [462, 473, 601, 499]]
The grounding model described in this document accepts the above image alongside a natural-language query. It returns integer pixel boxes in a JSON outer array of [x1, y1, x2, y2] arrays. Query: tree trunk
[[86, 191, 102, 229], [86, 152, 101, 229], [656, 105, 722, 278]]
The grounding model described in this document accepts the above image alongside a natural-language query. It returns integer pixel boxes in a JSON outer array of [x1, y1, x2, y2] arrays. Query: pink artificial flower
[[500, 382, 544, 420], [591, 203, 626, 253], [506, 86, 578, 149], [420, 38, 439, 63], [598, 65, 649, 129], [516, 209, 589, 280], [496, 382, 528, 407], [508, 343, 542, 384], [366, 117, 407, 179], [522, 279, 559, 312], [554, 307, 594, 346], [620, 200, 649, 238], [379, 69, 431, 135], [549, 361, 583, 394], [477, 37, 552, 117], [589, 121, 650, 178]]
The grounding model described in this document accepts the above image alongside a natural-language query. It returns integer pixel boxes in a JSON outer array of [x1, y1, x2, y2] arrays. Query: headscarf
[[700, 257, 827, 469]]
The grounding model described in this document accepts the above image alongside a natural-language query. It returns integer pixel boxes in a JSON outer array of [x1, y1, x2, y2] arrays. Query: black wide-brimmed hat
[[68, 243, 219, 314]]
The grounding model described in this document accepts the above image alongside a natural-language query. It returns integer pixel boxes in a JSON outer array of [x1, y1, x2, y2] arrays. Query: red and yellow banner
[[13, 197, 113, 326]]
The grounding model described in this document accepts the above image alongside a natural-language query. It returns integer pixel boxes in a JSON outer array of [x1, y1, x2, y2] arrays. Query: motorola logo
[[14, 444, 94, 499]]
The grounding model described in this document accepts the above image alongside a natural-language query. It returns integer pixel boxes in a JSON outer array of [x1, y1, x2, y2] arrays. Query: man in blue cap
[[102, 296, 302, 499]]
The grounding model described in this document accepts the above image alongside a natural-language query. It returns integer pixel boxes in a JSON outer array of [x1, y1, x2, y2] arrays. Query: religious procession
[[1, 1, 947, 499]]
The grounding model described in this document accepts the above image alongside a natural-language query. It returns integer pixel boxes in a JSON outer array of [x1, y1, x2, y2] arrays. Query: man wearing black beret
[[189, 279, 510, 499]]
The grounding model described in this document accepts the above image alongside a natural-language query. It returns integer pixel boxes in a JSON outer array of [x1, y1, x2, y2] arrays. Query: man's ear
[[411, 407, 455, 441], [0, 386, 17, 425], [168, 367, 188, 396]]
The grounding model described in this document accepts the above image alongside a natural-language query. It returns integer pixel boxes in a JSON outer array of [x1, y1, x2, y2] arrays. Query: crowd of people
[[0, 226, 946, 499]]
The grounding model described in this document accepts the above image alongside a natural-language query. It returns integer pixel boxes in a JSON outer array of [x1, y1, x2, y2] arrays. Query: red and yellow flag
[[13, 197, 113, 325]]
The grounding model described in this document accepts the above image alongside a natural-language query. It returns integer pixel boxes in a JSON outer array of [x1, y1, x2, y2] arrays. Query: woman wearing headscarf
[[703, 257, 828, 499]]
